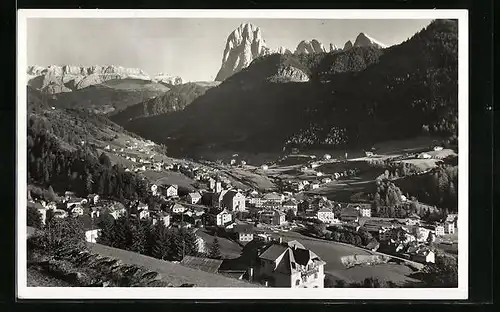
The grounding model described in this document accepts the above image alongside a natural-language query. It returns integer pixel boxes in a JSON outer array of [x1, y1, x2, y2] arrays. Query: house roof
[[274, 249, 295, 274], [287, 240, 305, 249], [223, 190, 244, 201], [216, 209, 230, 216], [292, 248, 320, 266], [341, 208, 360, 217], [282, 199, 298, 206], [180, 256, 223, 274], [259, 244, 288, 261], [234, 224, 254, 234], [188, 192, 201, 198], [219, 271, 246, 280], [346, 203, 371, 210], [445, 214, 458, 222], [366, 240, 380, 249], [275, 210, 286, 216], [171, 203, 185, 210], [408, 213, 421, 219], [262, 193, 282, 200], [317, 207, 333, 213]]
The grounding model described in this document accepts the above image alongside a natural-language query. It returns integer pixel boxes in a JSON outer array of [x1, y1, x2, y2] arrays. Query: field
[[196, 229, 243, 259], [248, 228, 420, 285], [222, 168, 277, 192], [397, 158, 442, 171], [143, 170, 197, 191], [333, 263, 420, 285]]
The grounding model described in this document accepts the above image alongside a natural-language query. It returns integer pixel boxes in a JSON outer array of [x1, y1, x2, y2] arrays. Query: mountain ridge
[[27, 65, 183, 94], [121, 19, 458, 157], [214, 23, 387, 81]]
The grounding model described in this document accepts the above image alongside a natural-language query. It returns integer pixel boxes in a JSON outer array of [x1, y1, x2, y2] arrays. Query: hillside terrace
[[87, 243, 259, 287]]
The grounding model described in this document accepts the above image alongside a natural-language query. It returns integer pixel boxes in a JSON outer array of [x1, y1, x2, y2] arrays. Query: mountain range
[[120, 19, 458, 158], [26, 19, 458, 160], [214, 23, 387, 81], [27, 65, 183, 94]]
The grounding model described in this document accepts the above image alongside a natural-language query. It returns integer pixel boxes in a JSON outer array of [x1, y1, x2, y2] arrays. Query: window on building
[[296, 279, 300, 286]]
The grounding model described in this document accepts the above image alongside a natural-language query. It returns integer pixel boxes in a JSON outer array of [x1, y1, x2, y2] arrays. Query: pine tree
[[99, 152, 112, 168], [44, 185, 57, 202], [96, 214, 115, 246], [85, 171, 93, 195], [112, 216, 129, 249], [27, 206, 42, 228], [183, 229, 199, 257], [169, 228, 185, 261], [129, 220, 147, 254], [208, 236, 222, 259], [97, 171, 106, 195], [151, 222, 169, 260]]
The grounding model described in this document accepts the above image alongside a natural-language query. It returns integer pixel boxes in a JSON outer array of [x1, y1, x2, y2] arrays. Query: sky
[[27, 18, 433, 82]]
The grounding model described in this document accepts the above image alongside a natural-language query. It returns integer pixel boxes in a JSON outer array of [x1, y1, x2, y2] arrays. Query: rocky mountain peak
[[27, 65, 182, 94], [353, 32, 387, 48], [329, 43, 341, 52], [295, 39, 326, 54], [215, 23, 270, 81], [343, 40, 353, 51], [275, 46, 293, 55]]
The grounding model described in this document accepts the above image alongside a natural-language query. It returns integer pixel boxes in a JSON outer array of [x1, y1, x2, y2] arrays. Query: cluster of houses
[[28, 190, 128, 243], [366, 213, 457, 263]]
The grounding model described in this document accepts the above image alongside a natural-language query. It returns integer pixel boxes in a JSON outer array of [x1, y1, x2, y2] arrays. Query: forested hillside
[[110, 83, 215, 124], [27, 90, 152, 201]]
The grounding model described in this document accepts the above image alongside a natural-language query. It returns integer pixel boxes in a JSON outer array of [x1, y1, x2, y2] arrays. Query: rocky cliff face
[[353, 33, 388, 48], [329, 43, 341, 52], [295, 39, 326, 54], [275, 46, 293, 55], [343, 33, 387, 51], [272, 65, 310, 82], [152, 73, 183, 86], [343, 40, 353, 51], [215, 23, 270, 82], [27, 65, 182, 94]]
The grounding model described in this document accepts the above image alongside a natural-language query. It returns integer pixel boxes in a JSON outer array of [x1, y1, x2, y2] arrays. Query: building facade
[[257, 242, 325, 288], [216, 209, 232, 226], [316, 208, 335, 224], [187, 192, 202, 204]]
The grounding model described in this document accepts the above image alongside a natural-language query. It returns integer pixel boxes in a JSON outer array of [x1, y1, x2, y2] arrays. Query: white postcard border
[[17, 9, 469, 300]]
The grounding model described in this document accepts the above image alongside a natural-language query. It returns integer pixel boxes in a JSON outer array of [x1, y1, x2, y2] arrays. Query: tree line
[[97, 215, 201, 261], [28, 121, 152, 203], [395, 165, 458, 211]]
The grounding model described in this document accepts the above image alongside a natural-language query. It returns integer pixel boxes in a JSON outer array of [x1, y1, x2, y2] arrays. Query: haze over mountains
[[26, 19, 458, 159]]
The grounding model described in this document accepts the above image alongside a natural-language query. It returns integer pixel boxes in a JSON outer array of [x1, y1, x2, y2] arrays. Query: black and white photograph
[[17, 9, 468, 299]]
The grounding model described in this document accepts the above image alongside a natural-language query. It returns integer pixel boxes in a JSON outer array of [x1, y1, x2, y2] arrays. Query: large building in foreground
[[256, 240, 325, 288]]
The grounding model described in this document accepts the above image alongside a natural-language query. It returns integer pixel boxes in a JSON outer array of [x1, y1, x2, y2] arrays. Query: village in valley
[[24, 18, 460, 289], [27, 131, 459, 288]]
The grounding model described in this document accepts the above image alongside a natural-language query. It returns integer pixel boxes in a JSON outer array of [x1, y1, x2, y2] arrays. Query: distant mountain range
[[27, 65, 183, 95], [120, 20, 458, 157]]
